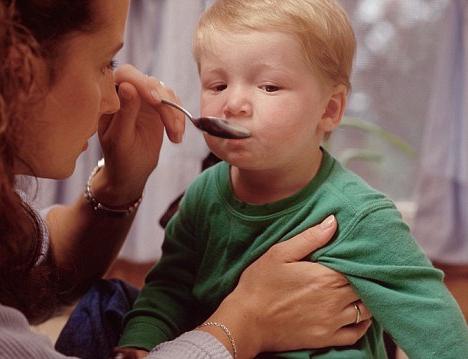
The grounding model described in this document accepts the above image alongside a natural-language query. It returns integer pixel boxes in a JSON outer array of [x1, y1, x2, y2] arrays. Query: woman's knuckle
[[267, 244, 283, 257]]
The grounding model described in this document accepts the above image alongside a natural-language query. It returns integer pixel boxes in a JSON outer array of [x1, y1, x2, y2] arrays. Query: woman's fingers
[[144, 75, 185, 143], [114, 64, 185, 143], [354, 301, 372, 324], [302, 271, 374, 333], [341, 300, 372, 327], [98, 82, 141, 148], [332, 319, 373, 347], [114, 82, 141, 136], [114, 64, 156, 104], [312, 277, 372, 328]]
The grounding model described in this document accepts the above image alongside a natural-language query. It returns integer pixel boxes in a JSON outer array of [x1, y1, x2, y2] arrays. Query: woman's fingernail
[[151, 89, 160, 103], [320, 215, 335, 229]]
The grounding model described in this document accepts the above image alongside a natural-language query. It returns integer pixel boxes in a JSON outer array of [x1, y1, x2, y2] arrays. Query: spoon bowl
[[161, 99, 251, 139]]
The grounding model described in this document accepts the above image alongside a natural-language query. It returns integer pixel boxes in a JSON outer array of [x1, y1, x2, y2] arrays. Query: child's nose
[[223, 89, 252, 118]]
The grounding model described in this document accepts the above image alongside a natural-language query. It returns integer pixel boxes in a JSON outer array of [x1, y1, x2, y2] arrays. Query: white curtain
[[34, 0, 465, 264], [412, 0, 468, 264], [334, 0, 448, 200], [116, 0, 211, 261]]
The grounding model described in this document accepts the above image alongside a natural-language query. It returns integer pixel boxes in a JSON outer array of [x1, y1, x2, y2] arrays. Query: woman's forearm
[[45, 169, 141, 298], [197, 294, 259, 359], [147, 331, 232, 359]]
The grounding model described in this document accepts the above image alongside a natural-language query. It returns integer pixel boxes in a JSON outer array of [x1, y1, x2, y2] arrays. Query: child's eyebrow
[[252, 63, 294, 76], [201, 67, 225, 77]]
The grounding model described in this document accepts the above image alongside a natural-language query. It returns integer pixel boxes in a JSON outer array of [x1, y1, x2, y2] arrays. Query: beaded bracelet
[[198, 321, 237, 359], [84, 158, 143, 217]]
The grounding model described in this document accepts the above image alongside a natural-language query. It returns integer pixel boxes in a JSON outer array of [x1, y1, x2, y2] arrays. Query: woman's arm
[[198, 215, 371, 358], [318, 204, 468, 358], [115, 216, 369, 359], [45, 196, 136, 296], [46, 65, 185, 298]]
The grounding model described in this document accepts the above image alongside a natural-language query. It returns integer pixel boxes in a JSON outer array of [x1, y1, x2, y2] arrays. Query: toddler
[[120, 1, 468, 358]]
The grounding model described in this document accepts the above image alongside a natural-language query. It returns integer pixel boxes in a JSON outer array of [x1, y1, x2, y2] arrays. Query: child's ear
[[319, 84, 347, 132]]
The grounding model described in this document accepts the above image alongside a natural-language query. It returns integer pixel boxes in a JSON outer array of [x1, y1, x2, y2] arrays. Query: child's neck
[[230, 150, 323, 205]]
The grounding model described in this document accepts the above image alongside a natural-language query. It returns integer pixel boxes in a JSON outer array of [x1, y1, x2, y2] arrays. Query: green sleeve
[[118, 190, 200, 351], [316, 202, 468, 359]]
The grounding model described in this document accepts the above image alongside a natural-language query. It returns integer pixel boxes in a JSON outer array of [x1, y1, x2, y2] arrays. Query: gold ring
[[353, 303, 361, 324]]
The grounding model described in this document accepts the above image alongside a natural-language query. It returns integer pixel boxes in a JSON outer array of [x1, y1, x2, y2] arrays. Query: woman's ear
[[319, 84, 347, 132], [6, 43, 49, 109]]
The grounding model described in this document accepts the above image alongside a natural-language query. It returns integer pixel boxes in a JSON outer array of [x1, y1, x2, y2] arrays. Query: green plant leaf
[[339, 117, 416, 157], [337, 148, 382, 166]]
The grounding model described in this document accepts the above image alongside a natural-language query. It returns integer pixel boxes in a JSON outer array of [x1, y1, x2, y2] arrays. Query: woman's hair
[[193, 0, 356, 91], [0, 0, 94, 324]]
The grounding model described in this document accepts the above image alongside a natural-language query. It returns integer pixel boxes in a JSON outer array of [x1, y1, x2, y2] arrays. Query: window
[[330, 0, 449, 200]]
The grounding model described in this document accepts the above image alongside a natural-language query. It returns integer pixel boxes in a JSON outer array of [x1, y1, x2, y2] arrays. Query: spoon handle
[[161, 99, 193, 121]]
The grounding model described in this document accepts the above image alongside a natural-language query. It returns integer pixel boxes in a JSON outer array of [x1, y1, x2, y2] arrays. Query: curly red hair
[[1, 0, 94, 324]]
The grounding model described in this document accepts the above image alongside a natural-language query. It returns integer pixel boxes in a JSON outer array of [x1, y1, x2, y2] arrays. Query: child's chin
[[227, 157, 258, 170]]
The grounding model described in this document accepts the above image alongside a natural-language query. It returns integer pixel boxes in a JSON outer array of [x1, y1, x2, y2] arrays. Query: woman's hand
[[202, 215, 372, 358], [47, 65, 185, 298], [110, 347, 149, 359], [94, 64, 185, 205]]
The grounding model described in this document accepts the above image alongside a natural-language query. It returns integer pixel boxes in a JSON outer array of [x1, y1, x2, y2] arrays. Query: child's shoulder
[[184, 160, 227, 198], [313, 154, 413, 260], [324, 152, 394, 210]]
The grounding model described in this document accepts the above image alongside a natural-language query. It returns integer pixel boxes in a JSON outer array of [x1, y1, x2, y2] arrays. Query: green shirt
[[120, 150, 468, 358]]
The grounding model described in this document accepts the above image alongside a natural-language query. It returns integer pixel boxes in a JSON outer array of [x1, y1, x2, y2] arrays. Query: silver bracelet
[[84, 158, 143, 217], [198, 321, 237, 359]]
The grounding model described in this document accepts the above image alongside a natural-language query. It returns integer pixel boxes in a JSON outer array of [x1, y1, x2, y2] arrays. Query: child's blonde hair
[[193, 0, 356, 91]]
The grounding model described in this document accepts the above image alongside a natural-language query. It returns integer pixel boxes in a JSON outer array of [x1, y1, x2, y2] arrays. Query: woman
[[0, 1, 371, 358]]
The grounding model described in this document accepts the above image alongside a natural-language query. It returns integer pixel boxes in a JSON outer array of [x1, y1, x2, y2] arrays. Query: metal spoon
[[161, 99, 251, 139]]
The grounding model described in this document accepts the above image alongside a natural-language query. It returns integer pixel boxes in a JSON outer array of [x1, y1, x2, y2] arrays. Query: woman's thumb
[[279, 215, 337, 262], [109, 82, 140, 136]]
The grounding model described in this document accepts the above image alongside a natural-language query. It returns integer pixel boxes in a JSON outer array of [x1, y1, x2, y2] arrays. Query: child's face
[[199, 30, 340, 172]]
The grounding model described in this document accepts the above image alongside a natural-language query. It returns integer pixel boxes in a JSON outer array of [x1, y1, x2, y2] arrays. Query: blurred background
[[31, 0, 467, 341]]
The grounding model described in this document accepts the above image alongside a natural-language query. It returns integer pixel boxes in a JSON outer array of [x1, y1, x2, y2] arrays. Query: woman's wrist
[[88, 159, 145, 209], [201, 292, 261, 359], [198, 322, 238, 358]]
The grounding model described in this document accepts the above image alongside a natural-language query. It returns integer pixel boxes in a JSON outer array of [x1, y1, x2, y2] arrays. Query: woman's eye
[[103, 59, 118, 73], [261, 85, 280, 93]]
